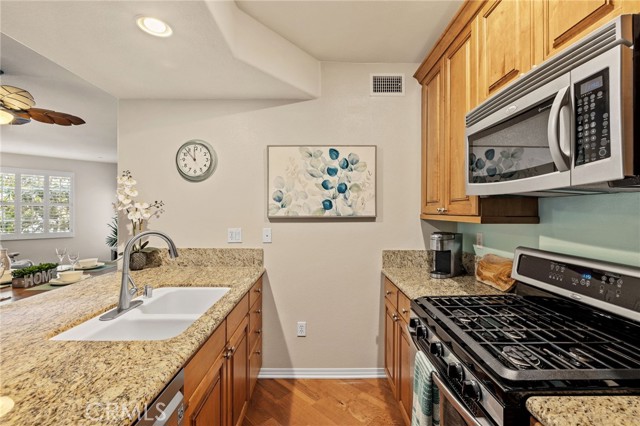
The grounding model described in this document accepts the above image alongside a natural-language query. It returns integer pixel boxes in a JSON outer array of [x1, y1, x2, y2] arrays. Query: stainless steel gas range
[[410, 247, 640, 426]]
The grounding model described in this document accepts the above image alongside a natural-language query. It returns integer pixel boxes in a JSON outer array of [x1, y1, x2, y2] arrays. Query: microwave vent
[[466, 16, 630, 127], [370, 74, 404, 96]]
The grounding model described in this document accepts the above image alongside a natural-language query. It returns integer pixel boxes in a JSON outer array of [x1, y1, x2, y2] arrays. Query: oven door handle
[[432, 373, 490, 426], [547, 85, 571, 172]]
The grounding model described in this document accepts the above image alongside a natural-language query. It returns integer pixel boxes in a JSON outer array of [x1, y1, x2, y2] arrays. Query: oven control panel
[[574, 68, 610, 166], [516, 253, 640, 313]]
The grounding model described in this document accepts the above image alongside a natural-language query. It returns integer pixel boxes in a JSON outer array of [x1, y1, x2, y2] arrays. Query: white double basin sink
[[52, 287, 230, 341]]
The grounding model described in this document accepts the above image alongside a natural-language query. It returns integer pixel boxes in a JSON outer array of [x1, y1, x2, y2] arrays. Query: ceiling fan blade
[[28, 108, 85, 126], [0, 85, 35, 110], [25, 109, 55, 124]]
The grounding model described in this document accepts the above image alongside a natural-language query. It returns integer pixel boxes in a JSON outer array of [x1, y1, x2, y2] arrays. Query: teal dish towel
[[411, 351, 440, 426]]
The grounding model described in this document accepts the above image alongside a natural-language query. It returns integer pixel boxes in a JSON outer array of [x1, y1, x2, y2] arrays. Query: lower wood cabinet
[[183, 278, 263, 426], [384, 278, 414, 425]]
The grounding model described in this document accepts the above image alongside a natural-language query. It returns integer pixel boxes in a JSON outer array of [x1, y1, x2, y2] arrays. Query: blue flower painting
[[267, 146, 377, 217]]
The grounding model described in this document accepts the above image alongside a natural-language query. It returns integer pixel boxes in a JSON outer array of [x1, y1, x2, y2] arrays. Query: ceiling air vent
[[370, 74, 405, 96]]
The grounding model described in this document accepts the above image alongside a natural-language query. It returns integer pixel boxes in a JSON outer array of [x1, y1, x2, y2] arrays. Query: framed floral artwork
[[267, 145, 377, 218]]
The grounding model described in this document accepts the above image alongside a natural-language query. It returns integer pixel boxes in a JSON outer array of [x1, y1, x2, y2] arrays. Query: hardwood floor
[[243, 379, 406, 426]]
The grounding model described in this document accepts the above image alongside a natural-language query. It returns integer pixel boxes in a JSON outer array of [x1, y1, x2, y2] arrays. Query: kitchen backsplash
[[459, 192, 640, 267], [150, 248, 264, 268]]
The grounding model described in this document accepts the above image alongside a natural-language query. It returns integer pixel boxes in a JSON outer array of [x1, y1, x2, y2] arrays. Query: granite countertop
[[382, 267, 502, 299], [527, 396, 640, 426], [382, 250, 639, 426], [381, 250, 502, 299], [0, 248, 265, 426]]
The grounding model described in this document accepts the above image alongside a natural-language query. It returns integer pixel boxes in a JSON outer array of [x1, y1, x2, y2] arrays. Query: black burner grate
[[417, 294, 640, 381]]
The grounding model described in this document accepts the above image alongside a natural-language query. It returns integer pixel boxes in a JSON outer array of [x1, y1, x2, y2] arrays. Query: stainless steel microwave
[[466, 14, 639, 197]]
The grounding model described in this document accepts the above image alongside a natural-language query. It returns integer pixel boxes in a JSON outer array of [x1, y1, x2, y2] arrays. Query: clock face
[[176, 140, 217, 181]]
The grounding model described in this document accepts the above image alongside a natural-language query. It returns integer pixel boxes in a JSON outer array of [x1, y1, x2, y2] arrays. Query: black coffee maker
[[430, 232, 464, 278]]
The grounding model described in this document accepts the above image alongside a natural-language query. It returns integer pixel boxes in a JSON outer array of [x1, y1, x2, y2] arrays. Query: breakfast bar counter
[[0, 248, 264, 426]]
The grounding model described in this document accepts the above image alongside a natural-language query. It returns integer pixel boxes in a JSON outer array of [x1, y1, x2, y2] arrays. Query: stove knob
[[409, 317, 421, 328], [447, 362, 464, 381], [429, 342, 444, 357], [416, 325, 428, 339], [461, 380, 482, 401]]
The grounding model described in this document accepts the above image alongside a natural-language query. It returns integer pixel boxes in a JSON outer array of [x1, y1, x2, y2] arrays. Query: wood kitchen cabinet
[[384, 278, 413, 425], [248, 279, 263, 399], [419, 20, 539, 223], [183, 278, 263, 426], [474, 0, 534, 100], [542, 0, 636, 60], [414, 0, 637, 224]]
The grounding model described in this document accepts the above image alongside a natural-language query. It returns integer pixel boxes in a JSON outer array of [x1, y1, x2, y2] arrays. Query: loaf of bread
[[475, 254, 516, 292]]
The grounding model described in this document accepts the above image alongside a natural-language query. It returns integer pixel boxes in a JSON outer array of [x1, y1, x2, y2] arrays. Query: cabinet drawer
[[249, 311, 262, 351], [384, 279, 398, 309], [249, 337, 262, 398], [249, 296, 262, 331], [184, 323, 226, 400], [249, 278, 263, 308], [227, 293, 249, 338], [398, 291, 411, 324]]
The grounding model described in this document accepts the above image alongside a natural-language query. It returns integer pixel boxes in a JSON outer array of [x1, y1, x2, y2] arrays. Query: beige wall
[[0, 153, 116, 264], [118, 62, 453, 371]]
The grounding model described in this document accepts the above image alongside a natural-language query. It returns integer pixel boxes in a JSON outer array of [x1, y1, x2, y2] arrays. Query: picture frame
[[267, 145, 377, 218]]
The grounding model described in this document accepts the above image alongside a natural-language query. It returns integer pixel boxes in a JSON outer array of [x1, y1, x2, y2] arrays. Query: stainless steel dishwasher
[[135, 369, 185, 426]]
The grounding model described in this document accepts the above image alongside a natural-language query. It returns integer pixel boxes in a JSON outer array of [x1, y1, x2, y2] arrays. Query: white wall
[[0, 153, 116, 264], [118, 62, 453, 371]]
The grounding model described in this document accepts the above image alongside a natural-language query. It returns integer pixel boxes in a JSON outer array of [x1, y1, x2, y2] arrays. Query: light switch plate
[[227, 228, 242, 243], [262, 228, 272, 243]]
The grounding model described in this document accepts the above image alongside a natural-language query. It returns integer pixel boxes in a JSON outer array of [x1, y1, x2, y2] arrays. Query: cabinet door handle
[[256, 329, 262, 335], [401, 308, 408, 314], [255, 350, 261, 355], [392, 314, 399, 321], [255, 288, 262, 293], [255, 309, 262, 314], [385, 290, 392, 295]]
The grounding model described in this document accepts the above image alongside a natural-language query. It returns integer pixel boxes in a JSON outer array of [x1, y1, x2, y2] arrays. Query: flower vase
[[129, 252, 147, 271]]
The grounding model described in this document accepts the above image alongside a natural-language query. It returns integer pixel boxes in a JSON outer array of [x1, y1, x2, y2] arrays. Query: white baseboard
[[258, 368, 386, 379]]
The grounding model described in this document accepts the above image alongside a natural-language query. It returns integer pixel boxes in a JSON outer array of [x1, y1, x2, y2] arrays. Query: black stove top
[[414, 293, 640, 381], [409, 247, 640, 426]]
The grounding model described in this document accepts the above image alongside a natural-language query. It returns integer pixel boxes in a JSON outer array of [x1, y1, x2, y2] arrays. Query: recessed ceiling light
[[136, 16, 172, 37]]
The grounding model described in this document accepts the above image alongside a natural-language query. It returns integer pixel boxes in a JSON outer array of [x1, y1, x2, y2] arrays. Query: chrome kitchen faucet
[[100, 230, 178, 321]]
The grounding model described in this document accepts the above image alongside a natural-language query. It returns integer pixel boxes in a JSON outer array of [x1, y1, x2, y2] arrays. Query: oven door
[[432, 374, 493, 426], [466, 73, 572, 196]]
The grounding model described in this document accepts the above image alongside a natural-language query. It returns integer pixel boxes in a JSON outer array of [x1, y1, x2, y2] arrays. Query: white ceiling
[[0, 0, 463, 162], [0, 0, 315, 100], [237, 0, 463, 63]]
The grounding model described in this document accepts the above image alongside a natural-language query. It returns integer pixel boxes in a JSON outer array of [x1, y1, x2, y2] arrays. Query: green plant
[[106, 215, 118, 248], [11, 263, 58, 279]]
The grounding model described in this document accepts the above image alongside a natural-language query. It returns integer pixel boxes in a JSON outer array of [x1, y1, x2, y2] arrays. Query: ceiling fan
[[0, 78, 86, 126]]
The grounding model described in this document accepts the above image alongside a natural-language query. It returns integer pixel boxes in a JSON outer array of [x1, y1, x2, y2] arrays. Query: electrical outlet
[[262, 228, 272, 243], [297, 321, 307, 337], [227, 228, 242, 243], [476, 232, 484, 247]]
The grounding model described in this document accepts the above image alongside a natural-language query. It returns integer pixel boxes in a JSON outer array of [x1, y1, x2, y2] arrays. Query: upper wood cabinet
[[444, 29, 478, 216], [542, 0, 635, 58], [421, 64, 445, 216], [414, 0, 636, 224], [419, 24, 538, 223], [475, 0, 534, 99]]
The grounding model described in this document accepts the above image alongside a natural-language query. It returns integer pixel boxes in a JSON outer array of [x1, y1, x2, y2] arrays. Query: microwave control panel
[[574, 68, 610, 166]]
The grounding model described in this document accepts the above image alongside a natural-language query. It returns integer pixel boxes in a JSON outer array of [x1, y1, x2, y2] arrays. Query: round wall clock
[[176, 139, 217, 182]]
